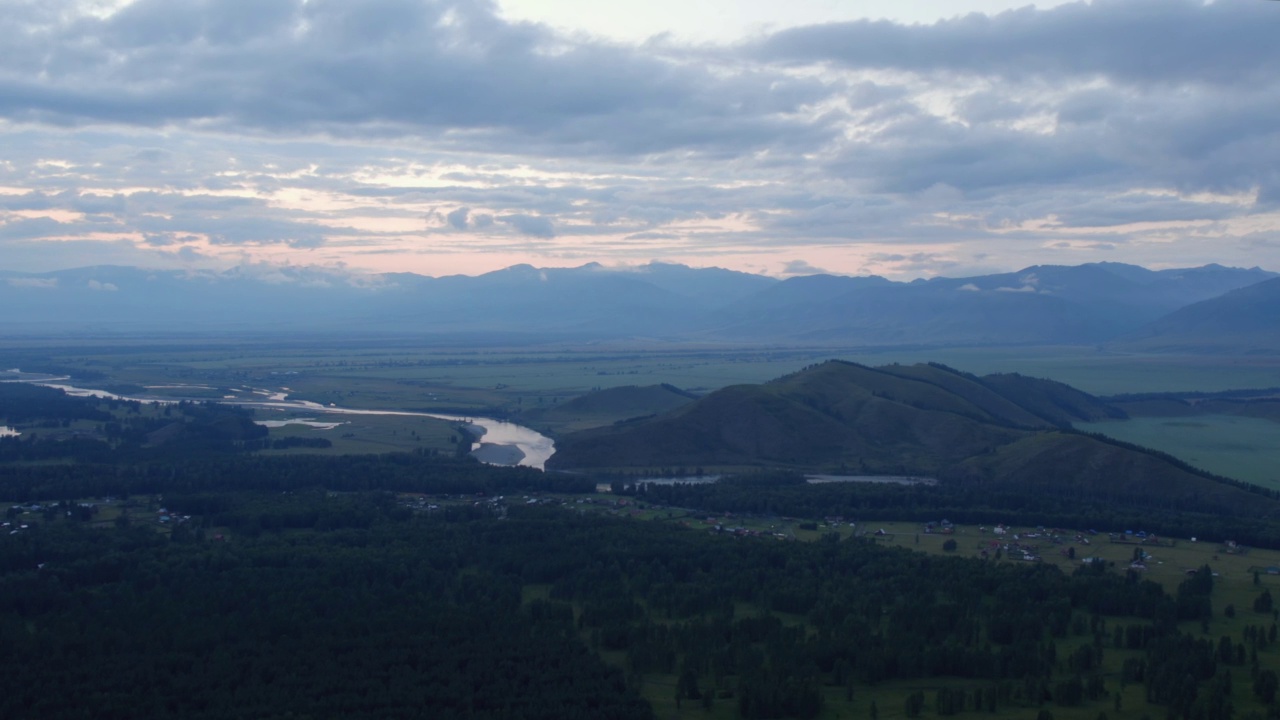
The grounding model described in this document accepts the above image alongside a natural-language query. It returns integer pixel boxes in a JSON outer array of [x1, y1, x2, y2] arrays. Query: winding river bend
[[3, 371, 555, 470]]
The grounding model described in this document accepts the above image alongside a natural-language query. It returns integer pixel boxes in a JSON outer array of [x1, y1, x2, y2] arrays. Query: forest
[[4, 383, 1280, 719]]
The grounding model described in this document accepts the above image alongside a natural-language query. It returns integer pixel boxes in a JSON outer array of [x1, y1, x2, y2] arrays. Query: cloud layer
[[1, 0, 1278, 278]]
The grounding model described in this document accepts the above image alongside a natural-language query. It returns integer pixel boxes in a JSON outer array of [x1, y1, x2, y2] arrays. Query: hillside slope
[[519, 384, 697, 434], [548, 361, 1064, 472], [950, 432, 1272, 518], [548, 361, 1279, 518]]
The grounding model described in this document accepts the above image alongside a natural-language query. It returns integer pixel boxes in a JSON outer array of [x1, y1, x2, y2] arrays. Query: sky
[[2, 0, 1279, 280]]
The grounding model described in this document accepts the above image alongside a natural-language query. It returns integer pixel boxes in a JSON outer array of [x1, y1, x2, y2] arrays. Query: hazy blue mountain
[[1117, 277, 1280, 352], [0, 265, 390, 332], [358, 264, 698, 335], [963, 262, 1280, 324], [592, 262, 777, 307], [713, 280, 1105, 345], [706, 262, 1276, 345], [0, 261, 1274, 347]]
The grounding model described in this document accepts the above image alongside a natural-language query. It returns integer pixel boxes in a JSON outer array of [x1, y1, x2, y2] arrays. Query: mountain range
[[2, 261, 1275, 350]]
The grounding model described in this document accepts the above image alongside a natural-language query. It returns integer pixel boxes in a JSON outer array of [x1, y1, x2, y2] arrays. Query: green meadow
[[257, 413, 464, 456], [1077, 415, 1280, 488], [13, 339, 1280, 416]]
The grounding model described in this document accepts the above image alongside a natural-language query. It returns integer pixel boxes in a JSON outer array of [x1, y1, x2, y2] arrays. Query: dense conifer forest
[[4, 383, 1280, 719]]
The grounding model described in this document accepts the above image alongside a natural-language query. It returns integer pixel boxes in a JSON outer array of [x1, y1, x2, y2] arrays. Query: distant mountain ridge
[[1116, 277, 1280, 352], [0, 261, 1273, 349]]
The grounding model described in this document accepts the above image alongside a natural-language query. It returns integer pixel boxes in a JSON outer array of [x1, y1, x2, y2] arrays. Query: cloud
[[780, 259, 831, 276], [7, 278, 57, 289], [87, 280, 119, 291], [499, 214, 556, 238], [0, 0, 836, 158], [1, 0, 1279, 277], [446, 207, 470, 230], [752, 0, 1278, 87]]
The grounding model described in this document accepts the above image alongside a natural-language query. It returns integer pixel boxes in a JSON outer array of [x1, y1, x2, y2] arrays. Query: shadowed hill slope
[[547, 361, 1074, 472], [948, 431, 1273, 518], [547, 361, 1280, 519], [519, 384, 697, 434]]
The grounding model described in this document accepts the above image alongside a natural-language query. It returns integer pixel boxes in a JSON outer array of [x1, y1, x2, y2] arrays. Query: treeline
[[243, 436, 334, 450], [633, 478, 1280, 549], [0, 382, 118, 423], [0, 384, 272, 461], [1103, 387, 1280, 403], [0, 452, 592, 502]]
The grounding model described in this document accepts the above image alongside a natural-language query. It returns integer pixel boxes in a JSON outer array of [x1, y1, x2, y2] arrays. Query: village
[[388, 490, 1261, 590]]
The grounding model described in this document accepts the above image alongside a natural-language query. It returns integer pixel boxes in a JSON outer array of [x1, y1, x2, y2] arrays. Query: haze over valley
[[4, 260, 1278, 353], [6, 1, 1280, 718]]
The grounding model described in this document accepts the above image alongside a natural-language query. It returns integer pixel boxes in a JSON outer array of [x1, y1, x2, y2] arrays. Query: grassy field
[[15, 339, 1280, 407], [1077, 415, 1280, 488], [257, 412, 464, 455]]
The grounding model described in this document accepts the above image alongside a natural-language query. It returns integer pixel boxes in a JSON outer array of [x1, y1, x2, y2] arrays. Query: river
[[4, 371, 555, 470]]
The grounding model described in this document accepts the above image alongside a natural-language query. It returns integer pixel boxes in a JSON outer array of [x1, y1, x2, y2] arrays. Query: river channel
[[2, 371, 555, 470]]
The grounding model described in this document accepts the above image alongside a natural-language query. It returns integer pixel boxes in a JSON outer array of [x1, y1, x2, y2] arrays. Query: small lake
[[633, 475, 723, 486], [806, 474, 936, 486], [254, 418, 347, 430], [630, 474, 934, 486]]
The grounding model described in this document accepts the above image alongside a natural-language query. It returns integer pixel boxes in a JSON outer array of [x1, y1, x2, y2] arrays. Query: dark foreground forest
[[3, 383, 1280, 719], [0, 491, 1272, 720]]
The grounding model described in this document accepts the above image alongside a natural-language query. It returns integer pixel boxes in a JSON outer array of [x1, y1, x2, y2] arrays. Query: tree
[[942, 538, 958, 552], [905, 691, 926, 718], [1254, 669, 1278, 704]]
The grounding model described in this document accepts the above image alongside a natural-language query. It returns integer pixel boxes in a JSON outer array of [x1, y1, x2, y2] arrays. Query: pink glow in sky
[[2, 0, 1278, 280]]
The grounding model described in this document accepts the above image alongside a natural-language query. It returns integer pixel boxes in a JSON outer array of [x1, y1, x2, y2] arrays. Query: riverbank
[[12, 373, 555, 470], [472, 442, 527, 466]]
